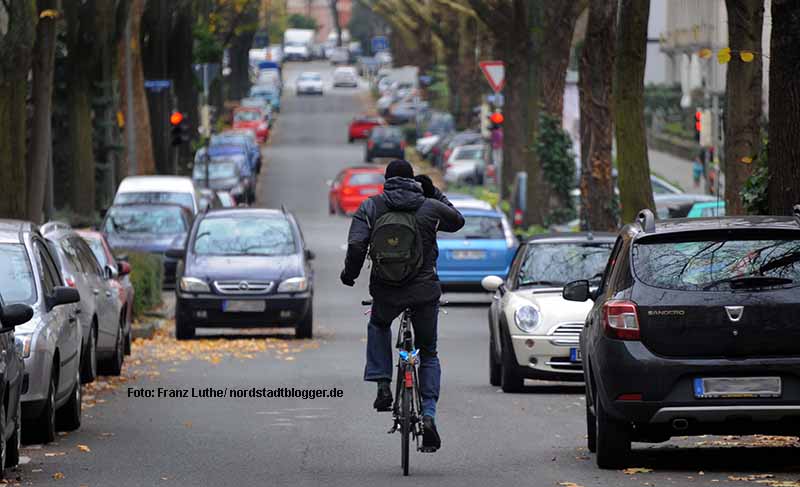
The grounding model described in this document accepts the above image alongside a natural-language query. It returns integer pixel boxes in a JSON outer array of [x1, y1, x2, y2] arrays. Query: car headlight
[[15, 335, 31, 358], [180, 277, 210, 293], [514, 305, 541, 333], [277, 277, 308, 293]]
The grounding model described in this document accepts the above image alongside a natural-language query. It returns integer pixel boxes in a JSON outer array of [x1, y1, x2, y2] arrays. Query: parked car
[[436, 198, 517, 292], [216, 191, 237, 208], [563, 207, 800, 468], [113, 176, 201, 215], [296, 71, 324, 95], [232, 107, 269, 144], [77, 230, 134, 356], [333, 66, 358, 87], [387, 99, 428, 125], [654, 193, 716, 219], [209, 132, 261, 174], [0, 220, 81, 445], [170, 208, 315, 339], [687, 200, 726, 218], [328, 167, 385, 215], [329, 47, 349, 65], [42, 223, 125, 381], [198, 188, 224, 210], [0, 294, 31, 475], [434, 131, 482, 169], [250, 84, 281, 112], [482, 233, 615, 393], [193, 158, 250, 205], [348, 115, 385, 143], [444, 144, 486, 185], [195, 145, 256, 203], [365, 126, 405, 162], [102, 203, 192, 289]]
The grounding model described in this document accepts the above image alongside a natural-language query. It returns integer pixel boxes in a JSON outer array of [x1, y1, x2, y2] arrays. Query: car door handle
[[93, 289, 100, 295], [68, 316, 77, 323], [75, 308, 82, 314], [105, 291, 113, 298]]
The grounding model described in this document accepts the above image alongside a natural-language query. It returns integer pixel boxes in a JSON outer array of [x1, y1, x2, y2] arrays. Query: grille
[[549, 322, 583, 346], [213, 280, 273, 295]]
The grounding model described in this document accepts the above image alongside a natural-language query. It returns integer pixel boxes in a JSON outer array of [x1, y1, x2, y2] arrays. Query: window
[[347, 173, 384, 186], [0, 244, 36, 305], [234, 110, 260, 122], [104, 206, 188, 235], [34, 242, 58, 295], [193, 217, 296, 256], [115, 192, 194, 211], [193, 161, 239, 180], [439, 215, 505, 240], [84, 237, 110, 268], [516, 242, 614, 287], [74, 238, 102, 277]]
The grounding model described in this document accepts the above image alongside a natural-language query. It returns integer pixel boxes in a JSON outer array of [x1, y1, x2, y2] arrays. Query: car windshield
[[440, 215, 505, 240], [300, 73, 321, 81], [348, 173, 384, 186], [211, 135, 248, 147], [454, 147, 482, 160], [251, 88, 275, 97], [115, 191, 194, 210], [193, 161, 238, 180], [193, 216, 296, 256], [0, 244, 37, 305], [372, 128, 400, 141], [234, 110, 260, 122], [633, 237, 800, 291], [517, 243, 613, 287], [105, 207, 187, 235], [84, 237, 110, 268]]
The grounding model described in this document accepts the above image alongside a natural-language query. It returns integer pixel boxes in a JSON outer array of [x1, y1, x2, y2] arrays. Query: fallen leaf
[[740, 50, 755, 62], [53, 472, 65, 480], [184, 421, 193, 429], [558, 482, 584, 487], [45, 452, 66, 457], [623, 467, 653, 475], [698, 48, 712, 59], [718, 47, 732, 64], [77, 444, 91, 453]]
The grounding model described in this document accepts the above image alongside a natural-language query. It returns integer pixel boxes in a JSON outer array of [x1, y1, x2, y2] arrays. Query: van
[[113, 176, 201, 215]]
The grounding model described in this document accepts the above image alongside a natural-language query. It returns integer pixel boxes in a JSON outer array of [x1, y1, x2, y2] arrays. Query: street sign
[[479, 61, 505, 93], [144, 79, 171, 91], [371, 36, 389, 53]]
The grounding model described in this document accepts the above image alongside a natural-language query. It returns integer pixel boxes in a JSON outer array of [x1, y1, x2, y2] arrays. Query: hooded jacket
[[342, 177, 465, 304]]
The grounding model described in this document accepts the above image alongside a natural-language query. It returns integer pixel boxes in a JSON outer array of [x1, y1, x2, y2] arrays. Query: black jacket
[[342, 177, 465, 305]]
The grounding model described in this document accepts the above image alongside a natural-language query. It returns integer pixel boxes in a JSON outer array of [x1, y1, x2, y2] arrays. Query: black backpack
[[368, 198, 423, 285]]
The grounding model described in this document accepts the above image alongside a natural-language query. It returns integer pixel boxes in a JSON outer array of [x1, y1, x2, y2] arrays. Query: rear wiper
[[702, 276, 794, 290]]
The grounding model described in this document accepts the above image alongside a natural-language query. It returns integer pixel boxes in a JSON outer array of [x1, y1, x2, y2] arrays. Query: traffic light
[[170, 111, 190, 146], [694, 110, 702, 142], [489, 111, 504, 126]]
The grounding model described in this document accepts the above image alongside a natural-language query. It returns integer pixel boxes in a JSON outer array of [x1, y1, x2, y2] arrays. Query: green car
[[687, 201, 726, 218]]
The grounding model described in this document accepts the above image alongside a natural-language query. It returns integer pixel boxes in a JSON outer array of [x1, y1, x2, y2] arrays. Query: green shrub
[[742, 134, 769, 215], [127, 252, 163, 317]]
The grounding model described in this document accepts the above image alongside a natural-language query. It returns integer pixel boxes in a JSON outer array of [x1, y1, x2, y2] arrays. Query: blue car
[[210, 131, 261, 173], [437, 198, 517, 292], [250, 85, 281, 113]]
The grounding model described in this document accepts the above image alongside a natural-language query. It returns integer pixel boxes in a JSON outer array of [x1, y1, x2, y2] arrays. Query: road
[[15, 61, 799, 486]]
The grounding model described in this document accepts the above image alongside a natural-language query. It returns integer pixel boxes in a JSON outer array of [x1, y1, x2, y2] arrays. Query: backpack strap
[[368, 195, 389, 229]]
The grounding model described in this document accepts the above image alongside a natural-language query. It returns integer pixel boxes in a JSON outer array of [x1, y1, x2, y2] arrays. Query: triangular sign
[[479, 61, 505, 93]]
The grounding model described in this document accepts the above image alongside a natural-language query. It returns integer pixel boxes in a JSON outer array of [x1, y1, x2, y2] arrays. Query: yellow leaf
[[558, 483, 584, 487], [40, 9, 59, 19], [184, 421, 193, 428], [53, 472, 65, 480], [717, 47, 731, 64], [740, 50, 755, 62], [77, 444, 91, 453], [698, 48, 712, 59], [741, 156, 753, 164], [623, 467, 653, 475]]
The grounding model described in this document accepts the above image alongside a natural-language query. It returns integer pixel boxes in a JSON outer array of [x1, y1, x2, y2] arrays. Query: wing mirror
[[165, 247, 186, 260], [104, 265, 118, 280], [563, 280, 591, 302], [481, 275, 505, 293], [0, 303, 34, 328], [305, 249, 316, 261], [50, 286, 80, 310]]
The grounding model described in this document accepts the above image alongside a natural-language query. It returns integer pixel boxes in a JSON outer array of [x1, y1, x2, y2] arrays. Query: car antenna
[[636, 209, 656, 233]]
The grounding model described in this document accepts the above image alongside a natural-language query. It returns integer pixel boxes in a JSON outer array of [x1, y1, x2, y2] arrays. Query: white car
[[329, 47, 349, 65], [482, 234, 616, 392], [295, 72, 323, 95], [333, 67, 358, 87], [444, 144, 486, 185], [113, 176, 201, 215]]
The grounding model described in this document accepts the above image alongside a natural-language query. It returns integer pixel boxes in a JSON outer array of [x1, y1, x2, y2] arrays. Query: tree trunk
[[613, 0, 655, 224], [26, 0, 59, 223], [330, 0, 342, 47], [141, 0, 172, 174], [455, 15, 480, 129], [540, 1, 586, 120], [725, 0, 763, 215], [0, 0, 36, 219], [169, 4, 197, 174], [579, 0, 618, 232]]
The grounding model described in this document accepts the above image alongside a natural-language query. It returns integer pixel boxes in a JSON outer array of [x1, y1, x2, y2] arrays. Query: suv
[[564, 207, 800, 469]]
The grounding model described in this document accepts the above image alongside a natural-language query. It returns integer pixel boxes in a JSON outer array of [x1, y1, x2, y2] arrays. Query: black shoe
[[421, 415, 441, 452], [373, 381, 392, 412]]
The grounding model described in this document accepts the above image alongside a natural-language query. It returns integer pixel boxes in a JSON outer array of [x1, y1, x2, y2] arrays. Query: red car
[[348, 115, 385, 143], [328, 167, 385, 215], [233, 107, 269, 143], [77, 230, 135, 355]]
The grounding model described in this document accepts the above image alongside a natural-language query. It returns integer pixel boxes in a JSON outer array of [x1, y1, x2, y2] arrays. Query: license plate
[[570, 348, 582, 363], [381, 143, 395, 149], [223, 300, 266, 313], [360, 188, 379, 195], [451, 250, 486, 260], [694, 377, 782, 399]]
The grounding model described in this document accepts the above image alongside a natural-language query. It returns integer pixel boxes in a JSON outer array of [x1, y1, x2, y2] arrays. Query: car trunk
[[437, 239, 510, 271]]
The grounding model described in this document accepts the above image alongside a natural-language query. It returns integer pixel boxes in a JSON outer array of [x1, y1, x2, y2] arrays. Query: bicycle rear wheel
[[401, 376, 411, 476]]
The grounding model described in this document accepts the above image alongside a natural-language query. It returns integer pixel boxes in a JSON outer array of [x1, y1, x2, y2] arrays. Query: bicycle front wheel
[[401, 381, 411, 476]]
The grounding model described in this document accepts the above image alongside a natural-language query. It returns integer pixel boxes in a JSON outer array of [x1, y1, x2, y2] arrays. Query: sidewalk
[[648, 149, 710, 194]]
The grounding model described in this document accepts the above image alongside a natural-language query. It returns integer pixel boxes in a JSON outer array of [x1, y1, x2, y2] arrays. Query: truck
[[283, 29, 315, 62]]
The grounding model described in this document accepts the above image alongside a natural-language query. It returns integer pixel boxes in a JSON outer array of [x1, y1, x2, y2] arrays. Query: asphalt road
[[17, 61, 800, 486]]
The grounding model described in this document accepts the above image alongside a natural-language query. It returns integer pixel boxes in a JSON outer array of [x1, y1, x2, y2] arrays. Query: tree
[[288, 13, 317, 30], [540, 1, 586, 120], [0, 0, 36, 219], [613, 0, 655, 223], [579, 0, 617, 232], [724, 0, 763, 215], [767, 0, 800, 215], [26, 1, 59, 223], [330, 0, 342, 47]]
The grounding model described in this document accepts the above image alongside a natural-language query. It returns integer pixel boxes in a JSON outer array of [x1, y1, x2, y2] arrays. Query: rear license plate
[[694, 377, 781, 399], [360, 188, 379, 195], [451, 250, 486, 260], [223, 300, 266, 313], [570, 348, 582, 363], [381, 143, 395, 149]]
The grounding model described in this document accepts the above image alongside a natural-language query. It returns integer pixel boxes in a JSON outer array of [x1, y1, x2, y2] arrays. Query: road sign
[[479, 61, 505, 93], [144, 79, 171, 91], [371, 36, 389, 53]]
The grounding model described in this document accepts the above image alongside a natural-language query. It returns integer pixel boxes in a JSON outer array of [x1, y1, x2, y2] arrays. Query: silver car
[[0, 220, 82, 444]]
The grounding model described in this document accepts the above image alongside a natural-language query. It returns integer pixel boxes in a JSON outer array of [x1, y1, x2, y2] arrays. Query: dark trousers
[[364, 299, 440, 418]]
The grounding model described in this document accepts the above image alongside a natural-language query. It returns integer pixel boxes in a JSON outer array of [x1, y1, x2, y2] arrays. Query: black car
[[365, 126, 405, 162], [564, 207, 800, 469], [170, 208, 315, 339], [0, 295, 32, 477]]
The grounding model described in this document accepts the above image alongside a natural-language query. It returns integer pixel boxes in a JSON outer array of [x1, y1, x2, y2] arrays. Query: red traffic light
[[489, 112, 504, 125], [170, 111, 184, 126], [694, 110, 702, 121]]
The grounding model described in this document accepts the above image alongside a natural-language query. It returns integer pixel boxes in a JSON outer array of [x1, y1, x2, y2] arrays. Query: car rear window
[[517, 243, 613, 287], [371, 128, 401, 142], [633, 237, 800, 291], [234, 110, 260, 122], [454, 147, 482, 160], [105, 207, 187, 235], [440, 215, 505, 240], [115, 191, 194, 211], [194, 216, 295, 256], [84, 237, 110, 268], [0, 244, 36, 305], [348, 173, 384, 186]]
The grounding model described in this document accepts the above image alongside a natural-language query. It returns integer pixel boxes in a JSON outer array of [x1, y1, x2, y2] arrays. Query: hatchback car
[[0, 221, 82, 445], [250, 84, 281, 112], [444, 144, 486, 185], [333, 67, 358, 87], [210, 130, 261, 172], [482, 233, 615, 393], [113, 176, 200, 215], [0, 295, 31, 476], [232, 107, 269, 143], [564, 207, 800, 469], [687, 200, 726, 218], [365, 126, 405, 162], [348, 115, 385, 143], [170, 209, 315, 339], [328, 167, 385, 215], [296, 71, 324, 95], [193, 158, 250, 205]]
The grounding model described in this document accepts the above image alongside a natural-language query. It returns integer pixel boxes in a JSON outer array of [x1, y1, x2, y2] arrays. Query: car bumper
[[510, 333, 583, 379], [21, 350, 52, 406], [298, 87, 323, 94], [368, 148, 404, 159], [176, 292, 312, 328]]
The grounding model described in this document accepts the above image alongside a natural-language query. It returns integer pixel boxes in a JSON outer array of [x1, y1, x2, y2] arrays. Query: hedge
[[127, 252, 163, 317]]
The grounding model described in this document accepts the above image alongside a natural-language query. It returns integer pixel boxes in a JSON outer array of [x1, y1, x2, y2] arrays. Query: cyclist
[[340, 159, 464, 452]]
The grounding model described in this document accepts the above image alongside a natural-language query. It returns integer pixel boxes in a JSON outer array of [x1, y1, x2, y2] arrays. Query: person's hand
[[414, 174, 436, 198], [340, 270, 355, 287]]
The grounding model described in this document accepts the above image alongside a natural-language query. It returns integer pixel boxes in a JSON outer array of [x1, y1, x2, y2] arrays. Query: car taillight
[[424, 131, 432, 137], [487, 165, 496, 177], [513, 209, 523, 226], [400, 141, 406, 149], [342, 186, 356, 196], [65, 276, 77, 288], [602, 300, 640, 340]]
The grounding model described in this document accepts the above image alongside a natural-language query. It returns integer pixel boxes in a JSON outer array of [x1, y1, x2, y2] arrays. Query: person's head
[[384, 159, 414, 180]]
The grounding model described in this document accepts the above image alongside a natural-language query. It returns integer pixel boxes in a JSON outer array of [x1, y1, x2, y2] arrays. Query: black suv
[[564, 207, 800, 469]]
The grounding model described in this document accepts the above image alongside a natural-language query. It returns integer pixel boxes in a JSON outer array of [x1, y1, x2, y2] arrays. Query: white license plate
[[694, 377, 781, 399], [223, 300, 266, 313], [381, 143, 396, 149], [360, 188, 379, 195], [570, 348, 582, 363], [451, 250, 486, 260]]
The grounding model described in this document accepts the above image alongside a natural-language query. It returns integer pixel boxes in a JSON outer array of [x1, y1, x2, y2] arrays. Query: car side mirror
[[50, 286, 80, 309], [563, 280, 591, 302], [0, 303, 34, 328], [104, 265, 118, 280], [305, 249, 316, 261], [117, 261, 131, 276], [165, 247, 185, 260], [481, 275, 505, 293]]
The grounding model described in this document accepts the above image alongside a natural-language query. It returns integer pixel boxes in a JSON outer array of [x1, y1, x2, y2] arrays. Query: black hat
[[385, 159, 414, 179]]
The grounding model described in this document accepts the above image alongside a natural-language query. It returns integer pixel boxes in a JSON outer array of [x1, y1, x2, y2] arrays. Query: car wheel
[[100, 320, 124, 376], [489, 332, 501, 387], [124, 324, 132, 355], [175, 307, 195, 340], [55, 368, 81, 432], [296, 306, 313, 339], [500, 332, 524, 393], [5, 401, 20, 471], [586, 394, 597, 453], [348, 137, 354, 143], [595, 392, 631, 469], [80, 325, 97, 384], [24, 373, 56, 445]]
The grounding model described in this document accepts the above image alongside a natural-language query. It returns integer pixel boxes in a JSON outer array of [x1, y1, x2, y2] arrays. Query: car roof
[[649, 215, 800, 234], [451, 198, 493, 211], [454, 144, 483, 151], [0, 220, 35, 244], [344, 166, 383, 174], [524, 232, 617, 244], [117, 176, 195, 194], [201, 208, 287, 219], [108, 202, 190, 213]]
